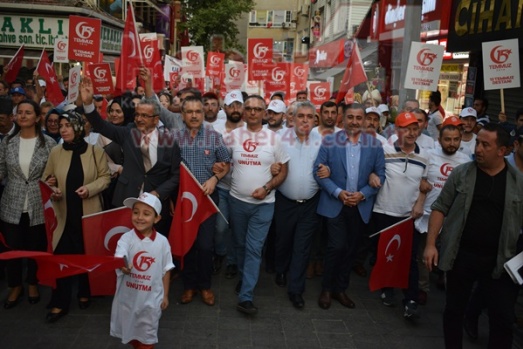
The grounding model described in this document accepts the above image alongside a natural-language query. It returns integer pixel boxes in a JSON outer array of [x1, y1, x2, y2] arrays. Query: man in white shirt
[[228, 95, 290, 315], [427, 91, 444, 141], [274, 101, 322, 309], [311, 101, 341, 137], [266, 99, 286, 133]]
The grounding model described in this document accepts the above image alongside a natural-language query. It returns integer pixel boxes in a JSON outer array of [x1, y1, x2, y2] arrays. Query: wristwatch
[[263, 185, 271, 194]]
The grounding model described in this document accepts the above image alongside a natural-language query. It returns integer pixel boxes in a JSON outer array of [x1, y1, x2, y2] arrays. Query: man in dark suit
[[314, 103, 385, 309], [80, 78, 180, 234]]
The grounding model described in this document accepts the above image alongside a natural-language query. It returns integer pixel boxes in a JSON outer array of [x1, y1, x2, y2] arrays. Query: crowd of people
[[0, 65, 523, 348]]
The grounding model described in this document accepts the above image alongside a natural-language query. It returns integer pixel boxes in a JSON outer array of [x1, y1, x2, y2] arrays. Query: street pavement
[[0, 263, 522, 349]]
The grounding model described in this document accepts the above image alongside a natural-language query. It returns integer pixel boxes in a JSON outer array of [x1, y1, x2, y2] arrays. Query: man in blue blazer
[[314, 103, 385, 309]]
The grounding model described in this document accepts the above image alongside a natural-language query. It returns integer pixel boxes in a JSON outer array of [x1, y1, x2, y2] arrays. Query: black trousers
[[443, 250, 519, 349], [274, 192, 320, 294], [3, 214, 47, 287]]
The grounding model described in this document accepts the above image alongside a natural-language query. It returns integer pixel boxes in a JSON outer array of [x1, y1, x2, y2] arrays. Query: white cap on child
[[123, 192, 162, 216]]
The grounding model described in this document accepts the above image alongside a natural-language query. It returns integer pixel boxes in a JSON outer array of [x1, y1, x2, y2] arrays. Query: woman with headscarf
[[42, 109, 110, 322], [0, 100, 56, 309], [95, 95, 133, 209]]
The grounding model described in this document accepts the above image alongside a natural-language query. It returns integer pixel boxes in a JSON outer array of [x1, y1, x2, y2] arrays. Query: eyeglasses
[[134, 113, 156, 119], [245, 107, 264, 113]]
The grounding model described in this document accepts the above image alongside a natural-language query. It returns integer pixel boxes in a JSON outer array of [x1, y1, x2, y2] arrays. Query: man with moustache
[[211, 90, 245, 278], [314, 103, 385, 310], [273, 101, 322, 308], [202, 92, 222, 127], [265, 99, 286, 133], [81, 77, 181, 234], [414, 124, 470, 305], [178, 96, 230, 306]]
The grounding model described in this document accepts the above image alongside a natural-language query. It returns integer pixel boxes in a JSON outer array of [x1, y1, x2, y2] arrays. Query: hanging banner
[[181, 46, 204, 79], [53, 36, 69, 63], [68, 15, 101, 62], [88, 63, 114, 95], [404, 42, 444, 91], [248, 38, 273, 81], [482, 39, 520, 91]]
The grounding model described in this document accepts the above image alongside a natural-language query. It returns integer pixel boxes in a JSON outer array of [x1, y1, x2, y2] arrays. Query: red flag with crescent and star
[[36, 49, 65, 106], [38, 180, 57, 253], [0, 251, 124, 289], [115, 2, 142, 95], [336, 40, 367, 104], [82, 206, 132, 295], [4, 45, 24, 83], [169, 163, 219, 268], [369, 217, 413, 292]]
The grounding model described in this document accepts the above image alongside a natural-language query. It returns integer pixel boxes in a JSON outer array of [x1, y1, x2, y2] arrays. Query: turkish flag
[[0, 251, 124, 289], [36, 50, 65, 106], [336, 41, 367, 104], [82, 206, 133, 295], [38, 180, 57, 253], [4, 45, 24, 83], [369, 218, 413, 291], [168, 163, 218, 267], [115, 2, 142, 94]]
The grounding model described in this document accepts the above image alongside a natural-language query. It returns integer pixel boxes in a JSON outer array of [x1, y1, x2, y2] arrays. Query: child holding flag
[[110, 192, 174, 349]]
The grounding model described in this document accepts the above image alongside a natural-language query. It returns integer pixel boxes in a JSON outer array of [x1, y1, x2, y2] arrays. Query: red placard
[[263, 62, 290, 104], [248, 38, 273, 81], [68, 15, 101, 63], [169, 71, 180, 91], [309, 82, 331, 108], [88, 63, 114, 95], [206, 51, 225, 90], [289, 63, 309, 101]]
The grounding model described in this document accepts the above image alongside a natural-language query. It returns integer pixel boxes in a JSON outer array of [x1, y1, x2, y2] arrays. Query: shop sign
[[0, 14, 121, 54], [309, 39, 346, 68], [448, 0, 523, 52], [482, 38, 520, 90], [376, 0, 450, 41]]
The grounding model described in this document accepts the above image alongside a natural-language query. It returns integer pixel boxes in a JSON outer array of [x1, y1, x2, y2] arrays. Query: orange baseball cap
[[395, 112, 418, 127], [442, 116, 463, 127]]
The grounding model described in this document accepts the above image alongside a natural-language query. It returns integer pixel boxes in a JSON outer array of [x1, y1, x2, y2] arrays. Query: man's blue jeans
[[214, 187, 236, 266], [230, 196, 274, 303]]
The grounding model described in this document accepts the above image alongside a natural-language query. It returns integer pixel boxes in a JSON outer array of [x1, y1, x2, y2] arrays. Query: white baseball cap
[[267, 99, 286, 114], [459, 107, 477, 118], [378, 104, 389, 113], [123, 192, 162, 216], [365, 106, 381, 116], [224, 90, 243, 106]]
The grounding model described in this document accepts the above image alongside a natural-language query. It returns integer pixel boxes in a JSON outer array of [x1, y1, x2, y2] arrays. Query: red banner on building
[[88, 63, 114, 95], [68, 15, 101, 63], [248, 38, 273, 81], [309, 39, 345, 68]]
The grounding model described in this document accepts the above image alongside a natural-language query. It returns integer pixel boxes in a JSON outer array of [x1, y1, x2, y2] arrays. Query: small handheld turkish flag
[[369, 217, 413, 292], [38, 180, 57, 253], [168, 163, 219, 268]]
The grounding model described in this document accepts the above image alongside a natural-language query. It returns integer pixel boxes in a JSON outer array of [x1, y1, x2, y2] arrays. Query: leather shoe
[[46, 309, 68, 323], [332, 292, 355, 308], [318, 290, 331, 309], [352, 264, 367, 277], [78, 299, 91, 309], [237, 301, 258, 315], [4, 287, 23, 309], [200, 289, 215, 306], [275, 273, 286, 287], [289, 293, 305, 309], [180, 289, 197, 304]]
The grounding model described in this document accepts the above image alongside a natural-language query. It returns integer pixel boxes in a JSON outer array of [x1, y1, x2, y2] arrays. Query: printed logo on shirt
[[243, 139, 258, 152], [133, 251, 156, 272], [440, 162, 453, 177]]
